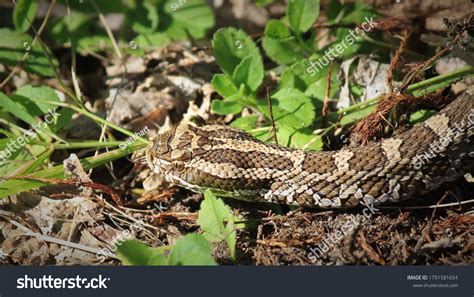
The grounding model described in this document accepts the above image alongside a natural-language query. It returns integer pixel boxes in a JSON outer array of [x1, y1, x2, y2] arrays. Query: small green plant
[[116, 190, 241, 265]]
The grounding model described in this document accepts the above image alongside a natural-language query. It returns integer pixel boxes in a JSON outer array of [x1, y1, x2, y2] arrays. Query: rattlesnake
[[145, 87, 474, 208]]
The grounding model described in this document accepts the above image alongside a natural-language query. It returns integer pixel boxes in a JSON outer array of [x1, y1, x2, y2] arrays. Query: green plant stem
[[406, 66, 474, 94], [30, 140, 124, 149], [29, 99, 150, 144], [0, 142, 147, 198]]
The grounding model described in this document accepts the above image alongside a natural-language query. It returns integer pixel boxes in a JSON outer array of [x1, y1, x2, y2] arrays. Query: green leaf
[[0, 28, 58, 76], [116, 240, 153, 265], [212, 27, 263, 77], [197, 189, 239, 258], [0, 91, 36, 125], [117, 236, 215, 266], [57, 0, 124, 13], [13, 0, 38, 33], [304, 62, 341, 103], [262, 36, 305, 65], [230, 115, 259, 131], [211, 74, 239, 98], [163, 0, 215, 39], [232, 56, 263, 91], [262, 20, 305, 65], [264, 19, 291, 38], [287, 0, 320, 33], [135, 32, 171, 48], [126, 1, 159, 34], [211, 100, 244, 115], [289, 128, 323, 150], [279, 55, 322, 91], [260, 88, 315, 129], [14, 85, 61, 115], [168, 234, 217, 265]]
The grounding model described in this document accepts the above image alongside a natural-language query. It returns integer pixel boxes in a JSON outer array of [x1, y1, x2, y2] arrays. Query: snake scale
[[145, 87, 474, 208]]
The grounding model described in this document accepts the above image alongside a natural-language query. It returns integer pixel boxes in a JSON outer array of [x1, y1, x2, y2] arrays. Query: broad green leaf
[[168, 234, 217, 265], [232, 56, 263, 91], [211, 100, 244, 115], [163, 0, 215, 39], [279, 55, 322, 91], [264, 19, 291, 38], [287, 0, 320, 33], [262, 20, 305, 65], [147, 246, 171, 265], [211, 74, 239, 98], [304, 62, 341, 104], [14, 85, 61, 115], [0, 28, 57, 76], [0, 91, 36, 125], [135, 32, 171, 48], [58, 0, 124, 13], [260, 88, 315, 129], [13, 0, 37, 33], [290, 128, 323, 151], [262, 36, 305, 65], [230, 115, 259, 131], [126, 1, 159, 34], [212, 27, 263, 77], [197, 189, 239, 258], [116, 240, 153, 265], [46, 13, 111, 54]]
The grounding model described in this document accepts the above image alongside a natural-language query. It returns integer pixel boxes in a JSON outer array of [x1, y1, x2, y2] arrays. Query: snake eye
[[171, 161, 186, 172]]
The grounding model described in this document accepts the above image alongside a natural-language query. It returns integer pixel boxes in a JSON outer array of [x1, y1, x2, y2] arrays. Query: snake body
[[146, 88, 474, 208]]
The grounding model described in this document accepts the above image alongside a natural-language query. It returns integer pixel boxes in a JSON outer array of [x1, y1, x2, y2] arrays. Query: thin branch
[[387, 29, 411, 92], [322, 61, 334, 127], [0, 211, 111, 257], [266, 87, 278, 145]]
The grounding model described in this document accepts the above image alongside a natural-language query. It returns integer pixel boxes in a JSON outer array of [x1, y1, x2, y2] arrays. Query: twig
[[90, 0, 123, 60], [357, 230, 386, 265], [387, 29, 411, 92], [376, 198, 474, 209], [266, 87, 278, 145], [400, 26, 466, 92], [322, 61, 334, 127], [414, 192, 450, 252], [0, 211, 110, 257]]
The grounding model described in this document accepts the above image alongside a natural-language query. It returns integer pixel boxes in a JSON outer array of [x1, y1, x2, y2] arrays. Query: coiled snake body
[[146, 88, 474, 208]]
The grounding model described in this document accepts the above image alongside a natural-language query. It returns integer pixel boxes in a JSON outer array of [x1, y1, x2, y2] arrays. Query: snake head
[[145, 122, 209, 175]]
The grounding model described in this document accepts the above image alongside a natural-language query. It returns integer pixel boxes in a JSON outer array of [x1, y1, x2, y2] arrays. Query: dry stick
[[387, 29, 411, 93], [266, 87, 278, 145], [0, 0, 57, 89], [400, 26, 467, 92], [90, 0, 123, 60], [414, 192, 450, 252], [0, 211, 110, 257], [322, 61, 334, 127]]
